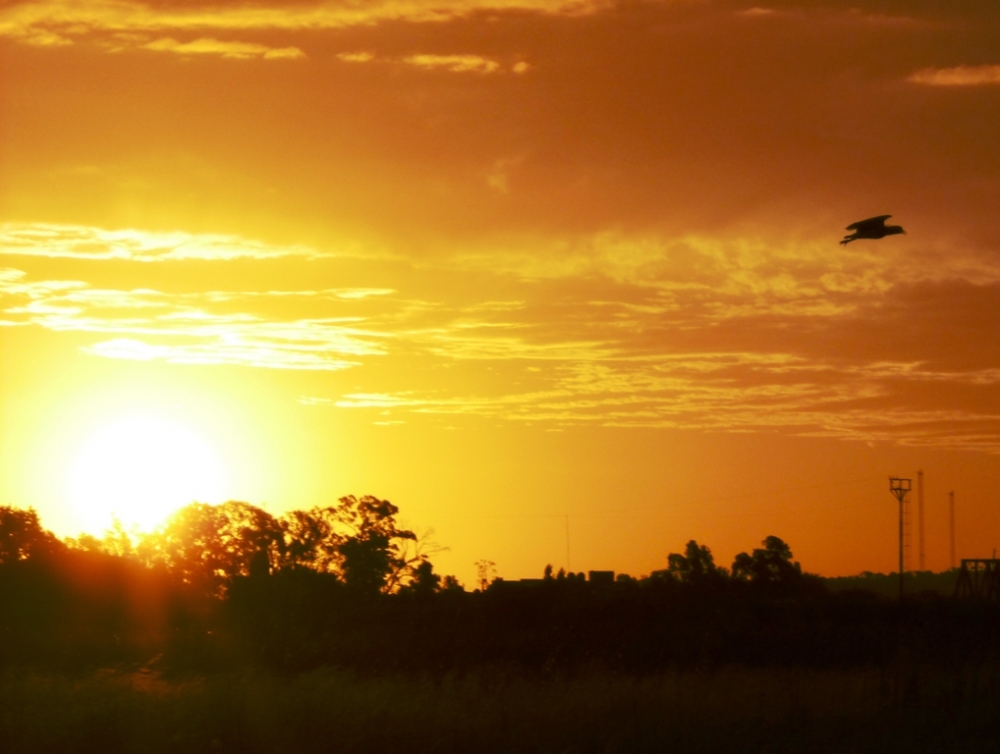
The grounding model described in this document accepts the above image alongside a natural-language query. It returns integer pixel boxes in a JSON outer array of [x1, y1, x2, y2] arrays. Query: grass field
[[2, 662, 998, 753]]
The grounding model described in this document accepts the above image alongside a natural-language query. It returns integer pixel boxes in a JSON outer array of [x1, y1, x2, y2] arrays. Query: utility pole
[[889, 478, 912, 601], [918, 469, 925, 571], [949, 490, 956, 570]]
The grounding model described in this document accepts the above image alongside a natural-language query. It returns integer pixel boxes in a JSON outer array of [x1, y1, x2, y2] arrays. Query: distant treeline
[[1, 501, 996, 673], [824, 569, 961, 598]]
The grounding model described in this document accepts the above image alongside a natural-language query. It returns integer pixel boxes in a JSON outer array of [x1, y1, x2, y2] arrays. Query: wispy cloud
[[338, 50, 527, 74], [143, 36, 304, 60], [403, 54, 501, 74], [449, 231, 1000, 314], [320, 353, 1000, 451], [83, 337, 360, 370], [336, 51, 375, 63], [908, 64, 1000, 86], [6, 215, 1000, 450], [331, 288, 396, 299], [0, 223, 330, 262], [285, 226, 1000, 447], [0, 267, 389, 371], [0, 0, 613, 51]]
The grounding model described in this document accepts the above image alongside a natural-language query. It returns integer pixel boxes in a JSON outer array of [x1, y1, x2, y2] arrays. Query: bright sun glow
[[66, 413, 228, 533]]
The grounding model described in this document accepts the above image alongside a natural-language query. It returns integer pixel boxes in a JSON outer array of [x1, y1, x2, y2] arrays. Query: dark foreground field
[[3, 507, 998, 752], [2, 662, 999, 754]]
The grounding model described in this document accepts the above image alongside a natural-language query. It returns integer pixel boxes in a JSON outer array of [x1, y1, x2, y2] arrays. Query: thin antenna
[[889, 477, 912, 601], [903, 484, 911, 572], [949, 490, 956, 570], [918, 469, 925, 571]]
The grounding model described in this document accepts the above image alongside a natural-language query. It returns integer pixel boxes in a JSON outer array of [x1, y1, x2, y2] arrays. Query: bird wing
[[846, 215, 891, 231]]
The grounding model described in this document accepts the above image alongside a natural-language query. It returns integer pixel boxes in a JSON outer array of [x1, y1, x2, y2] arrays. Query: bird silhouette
[[840, 215, 905, 245]]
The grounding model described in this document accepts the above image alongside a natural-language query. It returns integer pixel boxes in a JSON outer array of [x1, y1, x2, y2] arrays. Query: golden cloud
[[336, 51, 375, 63], [83, 337, 361, 370], [0, 0, 614, 50], [0, 267, 390, 371], [0, 223, 329, 261], [338, 50, 525, 74], [908, 64, 1000, 86], [5, 215, 1000, 450], [321, 353, 1000, 451], [143, 36, 304, 59], [403, 54, 501, 74]]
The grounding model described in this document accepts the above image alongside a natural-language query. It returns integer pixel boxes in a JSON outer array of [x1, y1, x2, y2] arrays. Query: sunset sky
[[2, 0, 999, 586]]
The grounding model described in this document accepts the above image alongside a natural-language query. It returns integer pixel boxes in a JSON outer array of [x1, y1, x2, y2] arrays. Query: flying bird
[[840, 215, 905, 245]]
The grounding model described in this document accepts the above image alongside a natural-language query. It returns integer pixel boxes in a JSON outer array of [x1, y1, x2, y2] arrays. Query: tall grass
[[2, 663, 998, 753]]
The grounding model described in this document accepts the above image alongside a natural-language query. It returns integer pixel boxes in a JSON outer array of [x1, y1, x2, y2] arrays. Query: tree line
[[2, 498, 812, 598], [2, 499, 996, 673], [1, 496, 452, 598]]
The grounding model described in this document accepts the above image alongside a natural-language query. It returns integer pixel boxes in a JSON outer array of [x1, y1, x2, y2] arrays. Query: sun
[[65, 412, 229, 533]]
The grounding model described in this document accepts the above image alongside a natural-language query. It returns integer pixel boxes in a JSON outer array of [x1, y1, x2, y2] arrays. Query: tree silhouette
[[439, 574, 464, 592], [667, 540, 727, 586], [279, 507, 344, 573], [731, 535, 802, 586], [140, 501, 283, 594], [404, 558, 441, 597], [0, 506, 60, 564], [333, 495, 416, 594]]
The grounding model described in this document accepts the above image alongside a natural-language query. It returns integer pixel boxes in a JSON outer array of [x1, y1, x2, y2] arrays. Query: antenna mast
[[889, 477, 912, 601], [918, 469, 925, 571], [949, 490, 956, 570]]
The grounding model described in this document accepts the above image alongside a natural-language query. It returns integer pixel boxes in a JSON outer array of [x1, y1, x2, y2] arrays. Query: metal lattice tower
[[889, 477, 912, 601], [903, 490, 912, 572]]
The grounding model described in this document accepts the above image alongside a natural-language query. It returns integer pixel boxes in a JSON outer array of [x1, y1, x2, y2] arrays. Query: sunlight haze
[[65, 412, 229, 533]]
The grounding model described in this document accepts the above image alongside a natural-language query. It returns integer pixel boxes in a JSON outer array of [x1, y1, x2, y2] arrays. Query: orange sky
[[2, 0, 999, 586]]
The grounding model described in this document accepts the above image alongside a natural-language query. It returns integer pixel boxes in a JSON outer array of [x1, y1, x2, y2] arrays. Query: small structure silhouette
[[840, 215, 905, 245], [954, 559, 999, 602], [588, 570, 615, 584]]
